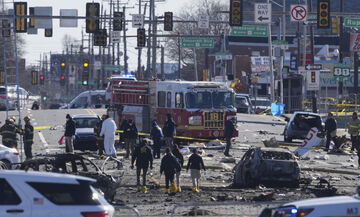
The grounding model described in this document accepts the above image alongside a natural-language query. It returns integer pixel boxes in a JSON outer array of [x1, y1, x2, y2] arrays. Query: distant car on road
[[283, 112, 323, 142], [73, 114, 101, 151], [0, 170, 115, 217], [60, 90, 108, 109], [259, 189, 360, 217], [235, 94, 252, 113], [251, 97, 271, 114], [233, 147, 300, 188], [0, 144, 20, 169]]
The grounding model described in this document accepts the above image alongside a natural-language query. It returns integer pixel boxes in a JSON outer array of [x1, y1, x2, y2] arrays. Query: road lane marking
[[85, 109, 96, 114], [34, 126, 51, 130], [38, 132, 49, 153]]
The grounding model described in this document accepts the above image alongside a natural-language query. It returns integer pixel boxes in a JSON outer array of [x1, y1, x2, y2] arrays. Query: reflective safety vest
[[348, 118, 360, 136], [23, 123, 34, 143], [0, 123, 19, 147]]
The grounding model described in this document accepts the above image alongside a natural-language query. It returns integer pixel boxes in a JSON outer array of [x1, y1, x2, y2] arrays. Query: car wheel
[[0, 160, 11, 169]]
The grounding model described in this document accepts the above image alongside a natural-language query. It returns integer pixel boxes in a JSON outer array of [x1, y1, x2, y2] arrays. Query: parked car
[[251, 97, 271, 114], [259, 188, 360, 217], [235, 94, 252, 113], [0, 144, 20, 169], [0, 86, 40, 110], [283, 112, 323, 142], [73, 114, 101, 151], [233, 147, 300, 188], [0, 170, 115, 217], [60, 90, 108, 109]]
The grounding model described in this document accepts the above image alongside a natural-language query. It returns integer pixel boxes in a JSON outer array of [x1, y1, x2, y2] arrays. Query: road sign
[[132, 14, 144, 28], [251, 56, 270, 73], [198, 15, 209, 29], [60, 9, 78, 27], [291, 5, 307, 22], [306, 70, 320, 90], [231, 25, 268, 37], [104, 65, 124, 71], [181, 38, 214, 48], [110, 31, 121, 43], [255, 3, 271, 24], [214, 52, 232, 60], [305, 64, 322, 70], [290, 53, 298, 70], [344, 17, 360, 28], [34, 7, 53, 29], [272, 40, 288, 49], [333, 63, 350, 82]]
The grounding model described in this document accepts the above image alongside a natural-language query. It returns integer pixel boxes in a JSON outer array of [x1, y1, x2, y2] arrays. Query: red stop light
[[60, 75, 65, 86], [40, 75, 44, 85]]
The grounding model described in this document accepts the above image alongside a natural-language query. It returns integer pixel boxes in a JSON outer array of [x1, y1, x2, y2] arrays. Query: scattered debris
[[262, 137, 279, 148], [252, 192, 274, 201], [314, 155, 329, 160], [220, 158, 236, 164], [184, 208, 218, 216]]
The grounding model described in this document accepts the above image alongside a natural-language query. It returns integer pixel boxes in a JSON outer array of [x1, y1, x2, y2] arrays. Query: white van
[[61, 90, 108, 109]]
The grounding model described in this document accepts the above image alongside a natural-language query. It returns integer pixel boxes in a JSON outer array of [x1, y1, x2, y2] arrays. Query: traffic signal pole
[[267, 0, 275, 102], [309, 0, 317, 113]]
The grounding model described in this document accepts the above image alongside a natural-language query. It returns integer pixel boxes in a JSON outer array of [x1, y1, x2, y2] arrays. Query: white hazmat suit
[[100, 117, 117, 157]]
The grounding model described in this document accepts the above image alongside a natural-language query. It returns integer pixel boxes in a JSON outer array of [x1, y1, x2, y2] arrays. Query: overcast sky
[[21, 0, 197, 70]]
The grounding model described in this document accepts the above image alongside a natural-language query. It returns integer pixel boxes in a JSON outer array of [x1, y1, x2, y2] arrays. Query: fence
[[113, 205, 141, 217], [170, 201, 285, 217]]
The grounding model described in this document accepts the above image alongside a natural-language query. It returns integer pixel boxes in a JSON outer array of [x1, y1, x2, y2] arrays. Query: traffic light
[[332, 17, 340, 34], [137, 28, 146, 47], [2, 19, 11, 37], [94, 29, 107, 46], [45, 28, 53, 37], [60, 75, 65, 86], [229, 0, 243, 26], [42, 96, 47, 101], [311, 71, 316, 83], [14, 2, 27, 33], [317, 0, 330, 28], [60, 59, 66, 72], [113, 12, 123, 31], [31, 71, 38, 85], [82, 74, 88, 86], [86, 3, 100, 33], [39, 75, 44, 85], [83, 59, 89, 73], [0, 71, 5, 85], [29, 7, 35, 28], [164, 12, 173, 31]]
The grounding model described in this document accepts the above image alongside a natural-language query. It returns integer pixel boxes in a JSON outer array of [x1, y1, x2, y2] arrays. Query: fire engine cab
[[108, 79, 237, 140]]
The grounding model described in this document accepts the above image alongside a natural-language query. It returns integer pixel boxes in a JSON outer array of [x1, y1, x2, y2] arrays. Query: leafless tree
[[62, 34, 81, 53]]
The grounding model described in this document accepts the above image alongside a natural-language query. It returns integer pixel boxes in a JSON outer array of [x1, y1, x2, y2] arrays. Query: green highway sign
[[344, 17, 360, 28], [103, 65, 124, 71], [307, 15, 317, 21], [181, 38, 214, 48], [231, 25, 268, 37]]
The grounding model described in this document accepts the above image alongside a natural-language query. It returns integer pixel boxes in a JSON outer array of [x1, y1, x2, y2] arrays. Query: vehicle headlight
[[227, 115, 237, 122], [189, 116, 202, 125]]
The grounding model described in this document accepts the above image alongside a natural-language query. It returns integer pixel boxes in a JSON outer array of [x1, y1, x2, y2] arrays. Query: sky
[[17, 0, 197, 70]]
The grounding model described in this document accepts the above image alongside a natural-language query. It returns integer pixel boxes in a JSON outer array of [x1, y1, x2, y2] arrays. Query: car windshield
[[235, 97, 247, 106], [262, 151, 294, 160], [252, 99, 271, 106], [73, 118, 99, 128], [185, 92, 212, 109], [213, 92, 234, 108]]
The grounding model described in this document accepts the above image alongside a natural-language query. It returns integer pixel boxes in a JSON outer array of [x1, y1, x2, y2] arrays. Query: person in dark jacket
[[150, 120, 163, 159], [94, 115, 106, 157], [124, 119, 138, 158], [162, 114, 176, 149], [160, 147, 181, 193], [119, 118, 128, 144], [0, 118, 21, 148], [325, 112, 337, 151], [186, 148, 206, 193], [224, 117, 236, 156], [172, 144, 184, 192], [64, 114, 76, 153], [23, 116, 34, 159], [131, 140, 153, 193]]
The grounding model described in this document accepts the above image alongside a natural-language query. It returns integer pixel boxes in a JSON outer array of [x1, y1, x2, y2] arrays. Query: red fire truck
[[108, 79, 237, 140]]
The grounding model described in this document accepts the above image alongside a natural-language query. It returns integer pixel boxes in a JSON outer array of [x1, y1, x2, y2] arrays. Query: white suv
[[0, 144, 20, 169], [0, 170, 115, 217]]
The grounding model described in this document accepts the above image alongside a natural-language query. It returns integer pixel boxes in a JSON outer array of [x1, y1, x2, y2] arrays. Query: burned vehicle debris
[[284, 112, 323, 142], [233, 147, 300, 188], [19, 153, 123, 202]]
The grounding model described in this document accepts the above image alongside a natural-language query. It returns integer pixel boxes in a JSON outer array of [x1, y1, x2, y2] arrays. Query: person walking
[[150, 120, 163, 159], [23, 116, 34, 160], [224, 117, 236, 156], [163, 114, 176, 149], [124, 119, 138, 158], [100, 114, 117, 157], [348, 112, 360, 153], [131, 140, 153, 193], [64, 114, 76, 153], [119, 118, 128, 145], [172, 144, 184, 192], [325, 112, 337, 151], [160, 147, 181, 193], [94, 115, 106, 157], [186, 148, 206, 193], [0, 118, 20, 148]]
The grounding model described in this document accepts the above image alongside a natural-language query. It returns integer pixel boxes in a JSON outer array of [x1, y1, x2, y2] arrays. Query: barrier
[[113, 205, 141, 217], [170, 201, 285, 217]]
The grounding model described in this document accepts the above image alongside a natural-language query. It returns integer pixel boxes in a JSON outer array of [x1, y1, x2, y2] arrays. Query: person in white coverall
[[100, 115, 117, 157]]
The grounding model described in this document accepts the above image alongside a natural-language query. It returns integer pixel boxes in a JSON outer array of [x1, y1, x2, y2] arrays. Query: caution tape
[[34, 126, 52, 130]]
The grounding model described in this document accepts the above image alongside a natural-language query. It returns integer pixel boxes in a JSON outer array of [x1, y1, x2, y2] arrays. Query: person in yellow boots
[[186, 148, 206, 193], [131, 139, 153, 193], [348, 112, 360, 154], [172, 144, 184, 192], [160, 147, 181, 193]]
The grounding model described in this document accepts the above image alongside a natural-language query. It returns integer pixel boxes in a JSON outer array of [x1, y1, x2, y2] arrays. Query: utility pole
[[178, 32, 181, 79], [152, 16, 157, 78], [309, 0, 317, 113], [123, 6, 128, 74], [146, 0, 154, 79], [267, 0, 275, 102], [161, 46, 164, 80], [338, 0, 344, 98], [117, 0, 120, 66], [137, 0, 142, 79]]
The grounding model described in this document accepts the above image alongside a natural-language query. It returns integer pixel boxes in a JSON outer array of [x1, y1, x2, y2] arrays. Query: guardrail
[[113, 205, 141, 217], [170, 201, 285, 217]]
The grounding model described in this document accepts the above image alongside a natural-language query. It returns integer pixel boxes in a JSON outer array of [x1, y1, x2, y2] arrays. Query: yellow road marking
[[85, 109, 96, 114], [34, 126, 52, 130]]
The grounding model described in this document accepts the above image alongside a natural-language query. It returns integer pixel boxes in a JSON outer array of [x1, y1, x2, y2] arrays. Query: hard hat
[[24, 116, 30, 121]]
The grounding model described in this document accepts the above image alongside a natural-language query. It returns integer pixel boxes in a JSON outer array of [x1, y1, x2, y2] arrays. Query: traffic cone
[[137, 186, 142, 192], [142, 186, 147, 193], [170, 183, 178, 192]]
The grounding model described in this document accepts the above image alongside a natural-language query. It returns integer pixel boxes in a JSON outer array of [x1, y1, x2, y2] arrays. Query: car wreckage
[[19, 153, 123, 202], [233, 147, 300, 188]]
